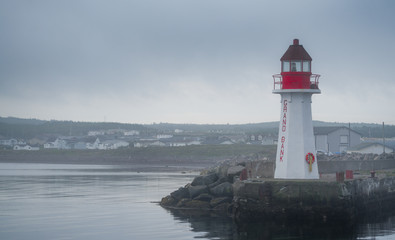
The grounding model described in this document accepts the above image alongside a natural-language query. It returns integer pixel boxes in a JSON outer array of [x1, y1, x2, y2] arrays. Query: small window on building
[[340, 135, 348, 144], [291, 61, 302, 72], [303, 61, 310, 72], [282, 61, 290, 72]]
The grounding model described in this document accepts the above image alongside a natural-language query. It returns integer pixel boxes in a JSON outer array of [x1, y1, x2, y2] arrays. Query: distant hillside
[[148, 121, 395, 138], [0, 116, 394, 139], [0, 117, 46, 125], [0, 117, 152, 139], [148, 122, 280, 134]]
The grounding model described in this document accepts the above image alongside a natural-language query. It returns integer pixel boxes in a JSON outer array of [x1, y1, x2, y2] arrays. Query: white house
[[169, 142, 187, 147], [101, 140, 129, 149], [14, 145, 39, 151], [124, 130, 140, 136], [134, 140, 165, 148], [157, 134, 173, 139], [88, 130, 105, 136], [44, 138, 70, 149], [174, 129, 184, 133], [347, 142, 394, 154], [86, 138, 103, 149], [0, 138, 26, 146]]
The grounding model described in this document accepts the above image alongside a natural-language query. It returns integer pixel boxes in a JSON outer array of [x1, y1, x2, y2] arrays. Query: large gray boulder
[[210, 182, 233, 197], [188, 185, 209, 199], [176, 198, 191, 208], [170, 187, 189, 201], [227, 165, 246, 182], [217, 163, 230, 179], [184, 200, 211, 209], [208, 177, 228, 189], [160, 195, 176, 207], [227, 165, 245, 177], [210, 197, 232, 207], [193, 193, 213, 202], [191, 173, 218, 186]]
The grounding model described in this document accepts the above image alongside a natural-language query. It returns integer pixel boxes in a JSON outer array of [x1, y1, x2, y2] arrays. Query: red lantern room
[[273, 39, 320, 90]]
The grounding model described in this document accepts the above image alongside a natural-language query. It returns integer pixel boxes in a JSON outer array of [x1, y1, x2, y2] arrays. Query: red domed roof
[[280, 39, 312, 61]]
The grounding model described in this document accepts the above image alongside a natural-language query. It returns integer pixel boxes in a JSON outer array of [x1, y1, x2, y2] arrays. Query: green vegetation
[[114, 144, 276, 159], [0, 117, 150, 139], [0, 144, 276, 162]]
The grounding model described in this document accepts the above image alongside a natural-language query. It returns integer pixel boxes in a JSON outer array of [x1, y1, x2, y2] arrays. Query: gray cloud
[[0, 0, 394, 124]]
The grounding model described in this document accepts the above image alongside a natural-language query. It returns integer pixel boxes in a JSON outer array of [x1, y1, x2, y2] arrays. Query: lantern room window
[[282, 60, 311, 72], [291, 61, 302, 72], [303, 61, 310, 72], [282, 61, 290, 72]]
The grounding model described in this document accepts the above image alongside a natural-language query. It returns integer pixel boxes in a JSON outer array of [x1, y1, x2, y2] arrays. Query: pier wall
[[232, 177, 395, 223], [318, 159, 395, 173]]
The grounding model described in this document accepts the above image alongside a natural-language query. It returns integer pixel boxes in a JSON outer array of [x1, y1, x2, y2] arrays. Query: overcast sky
[[1, 0, 394, 124]]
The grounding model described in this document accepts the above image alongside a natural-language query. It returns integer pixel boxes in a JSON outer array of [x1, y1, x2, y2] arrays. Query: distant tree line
[[0, 118, 152, 139], [352, 125, 395, 138], [1, 117, 394, 139]]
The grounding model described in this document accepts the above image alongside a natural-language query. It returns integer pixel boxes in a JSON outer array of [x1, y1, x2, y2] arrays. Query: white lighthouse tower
[[273, 39, 321, 179]]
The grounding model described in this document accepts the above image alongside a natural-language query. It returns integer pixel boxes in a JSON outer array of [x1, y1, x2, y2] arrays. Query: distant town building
[[86, 138, 103, 150], [13, 145, 39, 151], [124, 130, 140, 136], [88, 131, 105, 136], [157, 134, 173, 139], [174, 129, 184, 133], [0, 138, 26, 146], [347, 142, 394, 154], [44, 138, 70, 149], [101, 140, 129, 149], [314, 126, 362, 154], [247, 134, 276, 145], [363, 137, 395, 150]]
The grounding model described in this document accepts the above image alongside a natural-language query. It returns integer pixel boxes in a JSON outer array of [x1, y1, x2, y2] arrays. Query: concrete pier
[[160, 155, 395, 224], [232, 176, 395, 223]]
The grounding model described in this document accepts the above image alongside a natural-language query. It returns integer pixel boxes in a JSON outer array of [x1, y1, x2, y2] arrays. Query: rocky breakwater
[[160, 164, 245, 213], [161, 153, 395, 224], [160, 158, 274, 214]]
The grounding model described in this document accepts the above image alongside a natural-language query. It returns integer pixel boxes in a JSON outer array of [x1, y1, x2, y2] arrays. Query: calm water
[[1, 163, 395, 240]]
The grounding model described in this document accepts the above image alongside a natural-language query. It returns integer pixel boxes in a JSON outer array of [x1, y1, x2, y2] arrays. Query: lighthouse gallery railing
[[272, 74, 320, 90]]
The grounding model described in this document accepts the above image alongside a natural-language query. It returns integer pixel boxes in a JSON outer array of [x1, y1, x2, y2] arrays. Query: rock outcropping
[[160, 162, 245, 212], [160, 158, 274, 212]]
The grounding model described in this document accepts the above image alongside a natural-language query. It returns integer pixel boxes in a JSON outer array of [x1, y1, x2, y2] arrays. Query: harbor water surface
[[1, 163, 395, 239]]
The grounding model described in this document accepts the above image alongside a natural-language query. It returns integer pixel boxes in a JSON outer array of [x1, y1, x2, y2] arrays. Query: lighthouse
[[273, 39, 321, 179]]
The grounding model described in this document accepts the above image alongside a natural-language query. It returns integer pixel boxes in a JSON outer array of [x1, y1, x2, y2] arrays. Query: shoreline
[[0, 145, 277, 172], [0, 151, 225, 173], [0, 161, 208, 173]]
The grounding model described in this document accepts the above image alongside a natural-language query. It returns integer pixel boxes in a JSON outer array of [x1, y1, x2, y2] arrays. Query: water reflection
[[1, 163, 395, 240], [165, 209, 237, 239], [0, 163, 201, 240], [356, 215, 395, 239], [165, 204, 395, 240]]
